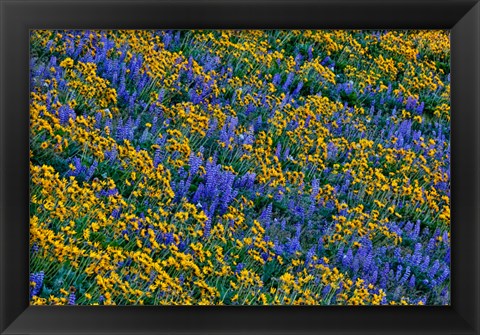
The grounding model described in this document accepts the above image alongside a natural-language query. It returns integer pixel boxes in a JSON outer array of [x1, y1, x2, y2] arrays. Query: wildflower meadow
[[29, 30, 451, 306]]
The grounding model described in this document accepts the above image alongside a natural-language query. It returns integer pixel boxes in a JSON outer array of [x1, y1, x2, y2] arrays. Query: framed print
[[27, 28, 453, 308], [1, 0, 479, 334]]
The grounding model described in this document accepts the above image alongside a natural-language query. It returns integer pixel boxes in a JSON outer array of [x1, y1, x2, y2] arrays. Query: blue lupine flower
[[342, 248, 353, 268], [307, 45, 313, 60], [111, 207, 121, 219], [30, 271, 45, 297], [408, 274, 416, 288], [405, 96, 417, 111], [395, 265, 403, 282], [306, 247, 316, 264], [400, 266, 411, 284], [420, 255, 430, 272], [203, 219, 212, 238], [286, 237, 301, 255], [437, 267, 450, 284], [282, 72, 295, 92], [363, 252, 373, 271], [58, 105, 76, 125], [68, 292, 76, 305], [259, 203, 273, 226], [321, 284, 331, 298], [428, 260, 440, 278], [411, 243, 423, 266], [85, 160, 98, 181]]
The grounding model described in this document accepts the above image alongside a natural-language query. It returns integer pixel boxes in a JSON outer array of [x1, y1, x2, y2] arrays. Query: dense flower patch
[[29, 30, 450, 305]]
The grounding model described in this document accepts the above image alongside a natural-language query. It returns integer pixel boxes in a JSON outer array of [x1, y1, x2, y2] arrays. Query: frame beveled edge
[[0, 0, 478, 334], [451, 1, 480, 333]]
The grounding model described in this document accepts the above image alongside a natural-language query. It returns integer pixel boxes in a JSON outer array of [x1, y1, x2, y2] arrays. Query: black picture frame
[[1, 0, 479, 334]]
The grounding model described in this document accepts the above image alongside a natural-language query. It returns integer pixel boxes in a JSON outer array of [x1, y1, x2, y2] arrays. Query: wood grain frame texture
[[0, 0, 479, 334]]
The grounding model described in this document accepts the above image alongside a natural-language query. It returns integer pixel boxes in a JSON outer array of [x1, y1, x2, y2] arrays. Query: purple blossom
[[282, 72, 295, 92], [58, 105, 76, 125], [30, 271, 45, 297], [259, 203, 273, 226], [68, 292, 76, 305]]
